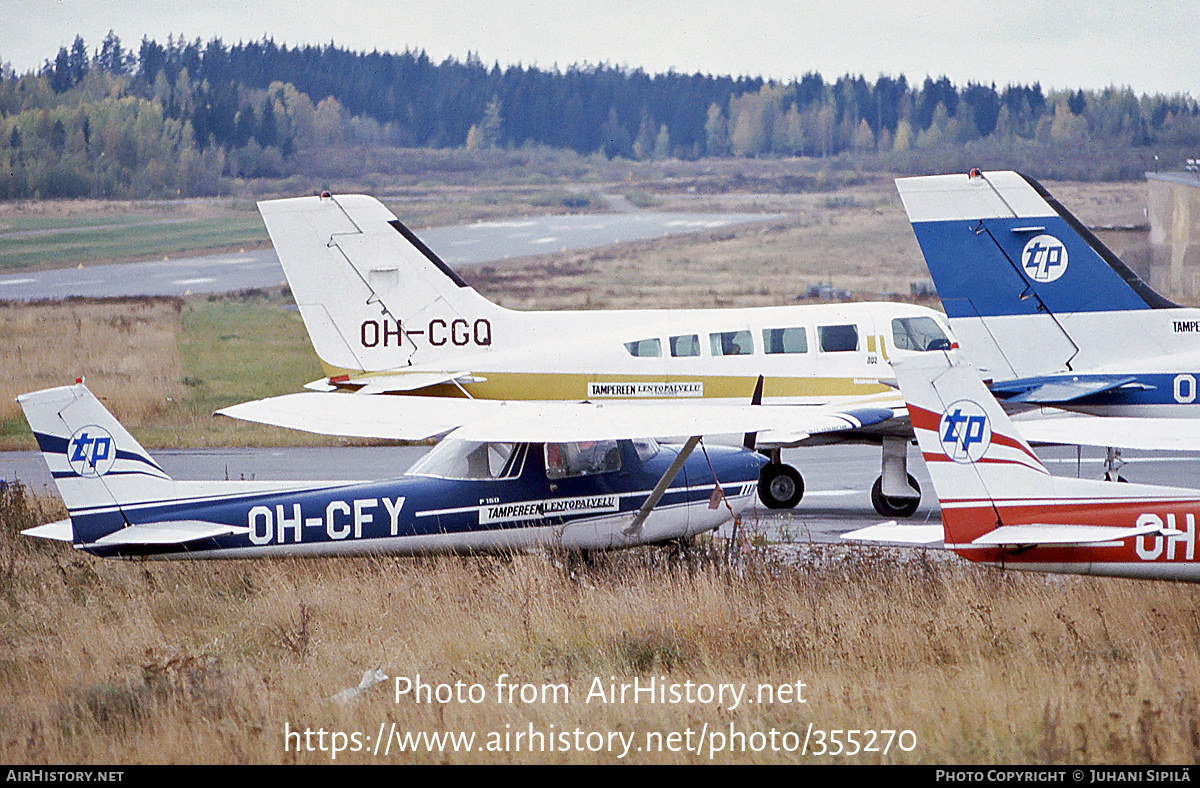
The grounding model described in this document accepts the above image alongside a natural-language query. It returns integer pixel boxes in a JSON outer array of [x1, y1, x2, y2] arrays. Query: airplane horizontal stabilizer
[[341, 371, 484, 394], [21, 519, 73, 542], [90, 521, 252, 547], [991, 375, 1141, 405], [971, 521, 1173, 547], [841, 521, 943, 545], [1012, 411, 1200, 451]]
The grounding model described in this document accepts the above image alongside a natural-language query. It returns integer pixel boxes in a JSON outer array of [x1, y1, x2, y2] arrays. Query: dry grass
[[1, 483, 1198, 764], [0, 298, 187, 439]]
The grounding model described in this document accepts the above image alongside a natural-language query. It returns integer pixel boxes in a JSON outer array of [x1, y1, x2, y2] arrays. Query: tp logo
[[68, 426, 116, 477], [1021, 234, 1069, 283], [939, 400, 992, 463]]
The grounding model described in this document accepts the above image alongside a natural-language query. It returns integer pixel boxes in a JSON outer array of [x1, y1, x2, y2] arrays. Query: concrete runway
[[8, 442, 1199, 546], [0, 208, 779, 300]]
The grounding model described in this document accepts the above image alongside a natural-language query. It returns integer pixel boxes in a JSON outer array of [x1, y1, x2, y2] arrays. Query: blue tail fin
[[896, 170, 1174, 320]]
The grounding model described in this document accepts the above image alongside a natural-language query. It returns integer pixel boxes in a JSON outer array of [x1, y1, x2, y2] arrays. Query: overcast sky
[[6, 0, 1199, 96]]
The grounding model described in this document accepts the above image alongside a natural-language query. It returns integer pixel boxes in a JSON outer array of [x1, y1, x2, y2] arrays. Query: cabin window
[[670, 334, 700, 357], [407, 440, 525, 480], [709, 330, 754, 356], [545, 440, 623, 479], [632, 439, 660, 462], [891, 316, 952, 352], [818, 324, 859, 352], [624, 338, 662, 357], [763, 327, 808, 354]]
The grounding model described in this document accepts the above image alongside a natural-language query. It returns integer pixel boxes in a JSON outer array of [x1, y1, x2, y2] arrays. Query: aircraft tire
[[871, 474, 921, 518], [758, 463, 804, 509]]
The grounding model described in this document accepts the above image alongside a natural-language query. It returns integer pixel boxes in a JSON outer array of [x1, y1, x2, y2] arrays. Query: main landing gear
[[755, 438, 922, 517], [757, 460, 804, 509], [872, 435, 921, 518], [870, 474, 921, 518]]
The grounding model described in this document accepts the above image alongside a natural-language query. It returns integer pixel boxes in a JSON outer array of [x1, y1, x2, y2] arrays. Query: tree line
[[2, 32, 1199, 198]]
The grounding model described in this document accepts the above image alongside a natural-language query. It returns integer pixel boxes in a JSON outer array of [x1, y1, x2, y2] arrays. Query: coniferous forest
[[3, 32, 1199, 199]]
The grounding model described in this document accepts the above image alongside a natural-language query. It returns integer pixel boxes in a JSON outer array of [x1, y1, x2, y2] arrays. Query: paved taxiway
[[7, 443, 1199, 545]]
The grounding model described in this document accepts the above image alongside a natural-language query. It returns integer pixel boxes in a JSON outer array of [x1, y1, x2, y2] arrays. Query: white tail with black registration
[[259, 194, 508, 375]]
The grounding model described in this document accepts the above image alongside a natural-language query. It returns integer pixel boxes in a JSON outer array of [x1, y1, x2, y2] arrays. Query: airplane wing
[[1011, 410, 1200, 451], [216, 391, 900, 444]]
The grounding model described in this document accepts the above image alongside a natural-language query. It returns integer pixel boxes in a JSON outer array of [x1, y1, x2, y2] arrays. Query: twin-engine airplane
[[20, 383, 782, 558], [850, 350, 1200, 583], [896, 169, 1200, 459], [222, 193, 960, 518]]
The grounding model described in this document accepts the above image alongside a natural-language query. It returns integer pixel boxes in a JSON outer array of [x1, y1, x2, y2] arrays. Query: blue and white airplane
[[896, 169, 1200, 459], [19, 382, 793, 558]]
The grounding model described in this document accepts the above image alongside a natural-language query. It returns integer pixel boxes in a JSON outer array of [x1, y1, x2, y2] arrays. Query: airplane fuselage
[[942, 496, 1200, 582], [68, 440, 765, 559], [328, 301, 951, 408]]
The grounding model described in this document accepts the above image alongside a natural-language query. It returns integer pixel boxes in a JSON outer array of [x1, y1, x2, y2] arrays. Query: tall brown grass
[[0, 298, 186, 433], [2, 486, 1198, 764]]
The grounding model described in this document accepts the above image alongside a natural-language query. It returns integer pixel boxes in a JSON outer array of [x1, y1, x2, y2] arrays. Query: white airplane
[[222, 193, 960, 517], [848, 349, 1200, 583], [896, 169, 1200, 470], [20, 382, 796, 557]]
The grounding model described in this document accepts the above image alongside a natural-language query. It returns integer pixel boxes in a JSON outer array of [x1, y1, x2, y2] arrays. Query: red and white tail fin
[[896, 351, 1052, 547], [892, 352, 1198, 572]]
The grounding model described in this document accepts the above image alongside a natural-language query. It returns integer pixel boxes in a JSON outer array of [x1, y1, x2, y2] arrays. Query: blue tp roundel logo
[[1021, 234, 1069, 283], [67, 425, 117, 477], [939, 400, 992, 463]]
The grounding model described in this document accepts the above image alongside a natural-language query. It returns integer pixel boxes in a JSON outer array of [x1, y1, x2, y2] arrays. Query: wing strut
[[623, 435, 702, 536]]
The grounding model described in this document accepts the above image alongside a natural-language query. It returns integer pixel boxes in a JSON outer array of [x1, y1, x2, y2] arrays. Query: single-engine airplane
[[895, 169, 1200, 467], [20, 382, 795, 558], [848, 350, 1200, 583], [237, 193, 960, 517]]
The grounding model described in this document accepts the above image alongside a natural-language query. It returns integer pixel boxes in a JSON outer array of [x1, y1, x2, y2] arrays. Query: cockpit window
[[709, 330, 754, 356], [891, 316, 952, 351], [670, 334, 700, 357], [624, 338, 662, 357], [818, 324, 859, 352], [545, 440, 623, 480], [763, 327, 808, 354], [407, 440, 525, 480]]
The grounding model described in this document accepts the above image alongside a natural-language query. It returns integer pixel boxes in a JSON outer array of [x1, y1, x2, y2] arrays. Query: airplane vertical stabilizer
[[893, 351, 1199, 561], [896, 171, 1176, 380], [18, 385, 175, 545], [259, 194, 507, 374], [893, 352, 1052, 546]]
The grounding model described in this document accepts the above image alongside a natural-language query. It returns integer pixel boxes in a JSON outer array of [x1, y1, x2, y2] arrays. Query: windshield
[[891, 316, 952, 352], [407, 440, 526, 480]]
